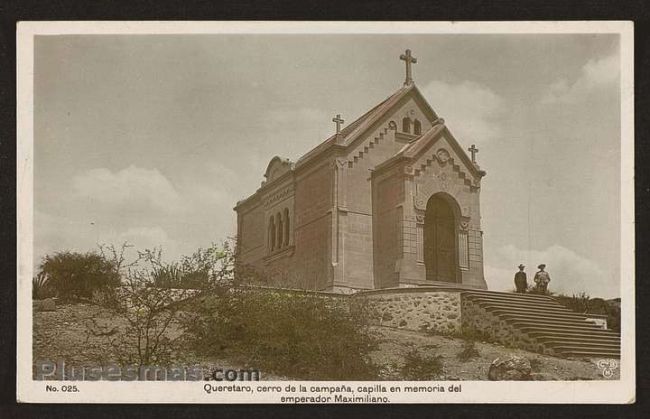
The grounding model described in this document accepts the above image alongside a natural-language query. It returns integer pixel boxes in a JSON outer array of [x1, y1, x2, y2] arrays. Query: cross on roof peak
[[332, 114, 344, 134], [400, 49, 417, 86], [468, 144, 479, 163]]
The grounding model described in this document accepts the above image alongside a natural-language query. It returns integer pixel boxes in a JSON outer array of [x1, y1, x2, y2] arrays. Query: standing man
[[534, 264, 551, 294], [514, 264, 527, 293]]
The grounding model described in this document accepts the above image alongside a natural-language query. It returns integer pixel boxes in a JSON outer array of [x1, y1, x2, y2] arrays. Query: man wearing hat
[[533, 264, 551, 294], [514, 264, 527, 293]]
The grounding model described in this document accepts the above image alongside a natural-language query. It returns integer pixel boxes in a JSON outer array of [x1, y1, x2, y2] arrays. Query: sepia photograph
[[16, 21, 635, 403]]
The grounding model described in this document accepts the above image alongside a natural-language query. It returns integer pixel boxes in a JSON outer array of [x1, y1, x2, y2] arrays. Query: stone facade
[[359, 289, 462, 334], [235, 72, 487, 292]]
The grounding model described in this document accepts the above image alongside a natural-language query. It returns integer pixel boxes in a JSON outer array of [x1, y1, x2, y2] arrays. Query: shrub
[[150, 241, 236, 289], [455, 326, 493, 343], [182, 289, 380, 380], [456, 340, 480, 362], [90, 287, 123, 311], [32, 273, 54, 300], [555, 293, 620, 333], [37, 251, 120, 300], [399, 348, 443, 380], [529, 358, 543, 373], [558, 292, 591, 313]]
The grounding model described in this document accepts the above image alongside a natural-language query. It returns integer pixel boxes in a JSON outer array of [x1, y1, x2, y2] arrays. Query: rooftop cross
[[468, 144, 479, 163], [400, 49, 417, 86], [332, 114, 344, 134]]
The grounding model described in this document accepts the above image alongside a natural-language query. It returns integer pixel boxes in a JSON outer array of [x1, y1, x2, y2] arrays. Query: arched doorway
[[424, 194, 459, 283]]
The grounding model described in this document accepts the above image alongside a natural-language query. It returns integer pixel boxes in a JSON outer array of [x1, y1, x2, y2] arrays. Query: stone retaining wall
[[243, 286, 536, 341], [460, 297, 547, 355], [355, 289, 462, 334]]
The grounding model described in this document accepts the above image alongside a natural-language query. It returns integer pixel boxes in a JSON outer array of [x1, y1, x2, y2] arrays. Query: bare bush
[[88, 242, 236, 369], [399, 348, 444, 380]]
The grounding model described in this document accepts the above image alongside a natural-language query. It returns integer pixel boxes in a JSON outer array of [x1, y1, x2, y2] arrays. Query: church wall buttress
[[292, 161, 334, 291], [371, 166, 405, 289]]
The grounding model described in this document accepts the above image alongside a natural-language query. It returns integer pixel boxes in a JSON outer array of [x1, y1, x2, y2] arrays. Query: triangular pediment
[[344, 85, 439, 145], [375, 120, 486, 181], [295, 83, 439, 169]]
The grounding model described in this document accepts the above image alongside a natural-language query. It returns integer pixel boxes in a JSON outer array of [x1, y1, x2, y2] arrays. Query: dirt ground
[[33, 302, 618, 381], [369, 327, 617, 380], [32, 302, 291, 380]]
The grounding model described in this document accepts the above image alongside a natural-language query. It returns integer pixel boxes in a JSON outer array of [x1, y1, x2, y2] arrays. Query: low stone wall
[[238, 286, 514, 339], [460, 297, 545, 354], [354, 288, 462, 334]]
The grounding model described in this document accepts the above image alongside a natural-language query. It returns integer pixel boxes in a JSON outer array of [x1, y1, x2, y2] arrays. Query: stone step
[[498, 313, 599, 327], [514, 322, 612, 334], [463, 290, 556, 303], [532, 334, 619, 343], [528, 332, 621, 345], [462, 292, 620, 359], [484, 304, 588, 318], [464, 297, 560, 309], [553, 346, 620, 358], [469, 299, 572, 313], [465, 292, 566, 303], [482, 303, 586, 318], [556, 349, 620, 359], [544, 341, 621, 352]]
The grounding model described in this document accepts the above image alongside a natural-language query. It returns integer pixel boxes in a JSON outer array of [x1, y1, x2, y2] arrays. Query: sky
[[34, 33, 622, 297]]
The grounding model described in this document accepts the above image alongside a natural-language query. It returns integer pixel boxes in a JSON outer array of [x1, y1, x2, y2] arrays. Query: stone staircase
[[461, 290, 620, 359]]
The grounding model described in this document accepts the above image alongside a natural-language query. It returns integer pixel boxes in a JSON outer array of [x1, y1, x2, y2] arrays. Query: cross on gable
[[332, 114, 344, 134], [400, 49, 417, 86], [468, 144, 479, 163]]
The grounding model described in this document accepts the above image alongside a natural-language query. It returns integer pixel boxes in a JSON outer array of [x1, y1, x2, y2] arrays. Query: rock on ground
[[487, 356, 532, 381]]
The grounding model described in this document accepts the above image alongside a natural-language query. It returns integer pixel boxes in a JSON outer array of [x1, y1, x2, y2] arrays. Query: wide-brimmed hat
[[518, 264, 525, 269], [538, 264, 546, 269]]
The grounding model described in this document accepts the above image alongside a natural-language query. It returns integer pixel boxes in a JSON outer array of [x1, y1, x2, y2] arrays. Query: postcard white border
[[16, 20, 635, 404]]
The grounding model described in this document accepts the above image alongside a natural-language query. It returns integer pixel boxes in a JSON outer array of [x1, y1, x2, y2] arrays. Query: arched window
[[413, 119, 422, 135], [268, 216, 276, 252], [283, 208, 290, 246], [402, 117, 411, 133], [276, 212, 283, 249]]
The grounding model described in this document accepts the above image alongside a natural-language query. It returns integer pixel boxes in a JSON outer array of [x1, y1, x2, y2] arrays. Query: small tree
[[37, 251, 120, 300], [92, 242, 236, 370]]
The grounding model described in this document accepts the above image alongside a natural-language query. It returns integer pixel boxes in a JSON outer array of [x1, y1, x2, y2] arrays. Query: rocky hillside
[[370, 327, 617, 381], [34, 302, 617, 381]]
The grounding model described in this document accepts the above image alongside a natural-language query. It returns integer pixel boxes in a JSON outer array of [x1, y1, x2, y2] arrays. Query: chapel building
[[234, 50, 488, 293]]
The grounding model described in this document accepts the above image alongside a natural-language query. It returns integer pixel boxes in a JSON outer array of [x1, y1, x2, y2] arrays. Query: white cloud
[[421, 80, 506, 143], [101, 226, 183, 263], [263, 107, 328, 126], [113, 226, 170, 248], [73, 165, 184, 214], [541, 53, 619, 104], [484, 244, 618, 298]]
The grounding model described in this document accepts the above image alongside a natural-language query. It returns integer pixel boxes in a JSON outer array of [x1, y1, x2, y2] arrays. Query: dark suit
[[514, 271, 527, 293]]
